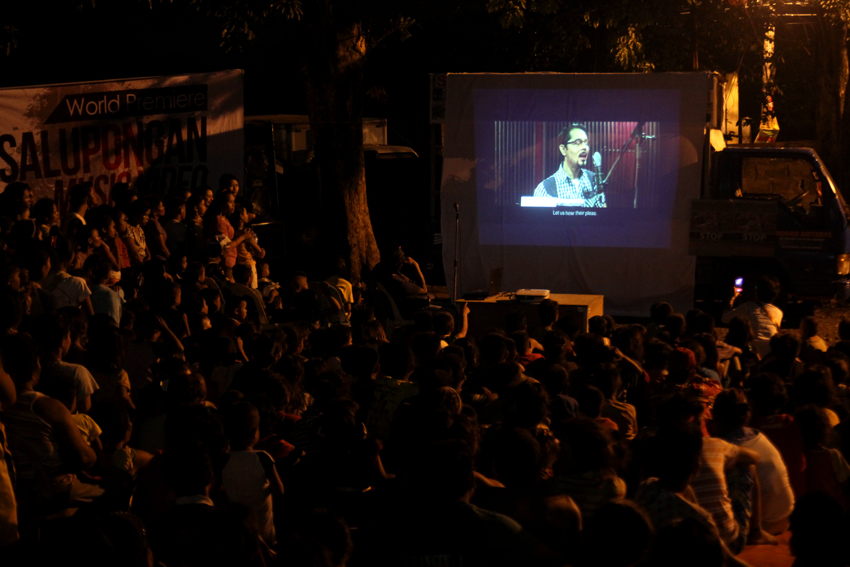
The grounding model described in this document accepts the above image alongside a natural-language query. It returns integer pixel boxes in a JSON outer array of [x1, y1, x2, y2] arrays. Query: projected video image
[[496, 121, 661, 209], [473, 88, 682, 248]]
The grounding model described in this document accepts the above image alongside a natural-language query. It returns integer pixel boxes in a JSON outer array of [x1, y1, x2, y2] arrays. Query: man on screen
[[532, 124, 606, 208]]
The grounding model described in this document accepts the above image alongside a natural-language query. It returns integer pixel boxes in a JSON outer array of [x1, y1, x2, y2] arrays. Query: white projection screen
[[441, 73, 711, 316]]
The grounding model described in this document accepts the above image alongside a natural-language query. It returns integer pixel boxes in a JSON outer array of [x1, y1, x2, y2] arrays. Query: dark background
[[0, 1, 824, 281]]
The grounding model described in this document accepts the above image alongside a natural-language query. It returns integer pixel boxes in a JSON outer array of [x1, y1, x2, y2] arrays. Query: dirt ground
[[711, 300, 848, 345]]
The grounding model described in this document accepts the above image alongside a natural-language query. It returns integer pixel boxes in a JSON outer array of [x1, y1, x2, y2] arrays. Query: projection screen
[[441, 73, 711, 316]]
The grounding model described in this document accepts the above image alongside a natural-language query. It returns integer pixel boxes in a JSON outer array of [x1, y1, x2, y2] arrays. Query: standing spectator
[[220, 173, 255, 222], [192, 185, 214, 210], [204, 192, 254, 281], [230, 203, 264, 289], [144, 196, 170, 260]]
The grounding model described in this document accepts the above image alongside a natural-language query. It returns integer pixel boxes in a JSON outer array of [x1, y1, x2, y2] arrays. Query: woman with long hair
[[203, 191, 254, 281]]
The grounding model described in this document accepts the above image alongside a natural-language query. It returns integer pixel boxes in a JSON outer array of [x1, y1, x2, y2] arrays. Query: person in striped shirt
[[690, 414, 766, 553], [532, 125, 606, 208], [636, 426, 754, 567]]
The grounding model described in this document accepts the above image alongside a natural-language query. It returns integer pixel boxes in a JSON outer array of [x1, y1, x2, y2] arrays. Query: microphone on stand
[[592, 151, 604, 195]]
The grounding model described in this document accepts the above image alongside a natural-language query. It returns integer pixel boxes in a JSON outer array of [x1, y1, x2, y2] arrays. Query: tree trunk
[[304, 2, 380, 282]]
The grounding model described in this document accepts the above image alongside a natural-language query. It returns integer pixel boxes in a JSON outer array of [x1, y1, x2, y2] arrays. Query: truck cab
[[693, 146, 850, 315]]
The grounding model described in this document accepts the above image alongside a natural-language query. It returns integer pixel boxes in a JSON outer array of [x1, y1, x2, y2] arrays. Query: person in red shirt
[[203, 192, 254, 282]]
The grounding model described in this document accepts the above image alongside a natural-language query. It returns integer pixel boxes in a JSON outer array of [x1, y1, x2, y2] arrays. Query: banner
[[0, 70, 244, 210]]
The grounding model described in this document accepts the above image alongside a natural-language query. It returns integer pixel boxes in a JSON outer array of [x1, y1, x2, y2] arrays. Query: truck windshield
[[737, 157, 822, 213]]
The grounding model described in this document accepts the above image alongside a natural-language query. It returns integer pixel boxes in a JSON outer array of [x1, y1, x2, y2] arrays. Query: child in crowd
[[256, 259, 281, 309], [228, 297, 249, 325]]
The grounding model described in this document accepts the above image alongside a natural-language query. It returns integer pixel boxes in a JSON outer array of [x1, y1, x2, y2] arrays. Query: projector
[[515, 289, 550, 301]]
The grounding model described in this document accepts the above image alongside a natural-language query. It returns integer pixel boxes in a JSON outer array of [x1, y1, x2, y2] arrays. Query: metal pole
[[633, 123, 642, 209], [453, 202, 460, 302]]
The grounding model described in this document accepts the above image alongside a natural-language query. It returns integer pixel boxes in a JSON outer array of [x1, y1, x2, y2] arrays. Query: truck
[[691, 142, 850, 320]]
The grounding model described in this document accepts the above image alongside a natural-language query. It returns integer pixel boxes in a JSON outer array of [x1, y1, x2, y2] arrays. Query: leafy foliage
[[485, 0, 773, 75], [0, 25, 19, 57], [186, 0, 304, 50]]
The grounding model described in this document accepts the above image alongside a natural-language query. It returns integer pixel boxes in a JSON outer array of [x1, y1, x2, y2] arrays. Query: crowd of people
[[0, 177, 848, 567]]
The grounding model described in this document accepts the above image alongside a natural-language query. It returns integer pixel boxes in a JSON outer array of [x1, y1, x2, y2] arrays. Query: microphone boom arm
[[601, 121, 645, 186]]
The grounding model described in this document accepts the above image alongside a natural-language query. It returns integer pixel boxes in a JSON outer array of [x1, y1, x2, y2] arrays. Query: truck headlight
[[839, 254, 850, 276]]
